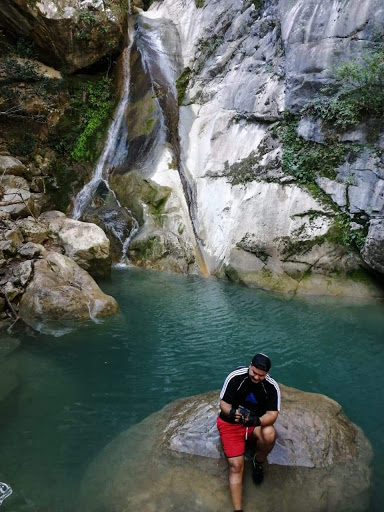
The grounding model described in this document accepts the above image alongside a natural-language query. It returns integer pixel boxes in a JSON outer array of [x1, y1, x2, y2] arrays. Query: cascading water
[[72, 20, 139, 264], [72, 10, 207, 272]]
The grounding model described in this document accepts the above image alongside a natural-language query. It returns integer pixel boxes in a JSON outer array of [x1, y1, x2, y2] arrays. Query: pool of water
[[0, 267, 383, 511]]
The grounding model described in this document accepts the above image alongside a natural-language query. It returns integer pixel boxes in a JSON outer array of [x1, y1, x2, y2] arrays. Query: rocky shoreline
[[0, 155, 118, 333]]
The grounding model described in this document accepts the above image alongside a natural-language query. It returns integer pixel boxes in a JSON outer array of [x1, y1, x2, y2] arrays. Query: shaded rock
[[18, 251, 118, 332], [0, 0, 125, 72], [362, 218, 384, 274], [4, 228, 23, 247], [0, 240, 17, 257], [0, 156, 26, 176], [39, 211, 111, 278], [18, 242, 46, 259], [128, 227, 196, 274], [80, 386, 372, 512]]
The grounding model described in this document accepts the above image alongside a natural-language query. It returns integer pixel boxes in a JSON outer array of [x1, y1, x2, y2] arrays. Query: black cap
[[251, 353, 271, 372]]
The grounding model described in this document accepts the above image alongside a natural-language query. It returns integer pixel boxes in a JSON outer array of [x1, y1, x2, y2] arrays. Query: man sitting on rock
[[217, 353, 281, 512]]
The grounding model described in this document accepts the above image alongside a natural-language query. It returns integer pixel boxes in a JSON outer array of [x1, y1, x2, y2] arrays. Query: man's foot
[[252, 455, 264, 485]]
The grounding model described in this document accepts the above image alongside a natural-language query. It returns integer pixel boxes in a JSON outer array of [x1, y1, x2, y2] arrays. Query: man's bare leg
[[252, 425, 276, 462], [228, 455, 244, 510]]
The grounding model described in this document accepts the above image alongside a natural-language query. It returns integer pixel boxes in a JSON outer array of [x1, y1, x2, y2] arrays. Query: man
[[217, 353, 281, 512]]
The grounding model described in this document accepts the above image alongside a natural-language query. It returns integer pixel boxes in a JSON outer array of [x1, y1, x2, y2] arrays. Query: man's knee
[[228, 457, 244, 474], [260, 425, 276, 446]]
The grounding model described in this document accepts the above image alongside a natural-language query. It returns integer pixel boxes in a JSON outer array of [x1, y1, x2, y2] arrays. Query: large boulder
[[18, 251, 118, 332], [0, 0, 125, 72], [39, 211, 112, 278], [80, 386, 372, 512]]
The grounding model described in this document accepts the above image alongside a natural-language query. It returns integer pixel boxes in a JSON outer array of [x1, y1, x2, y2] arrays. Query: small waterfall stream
[[72, 19, 139, 264]]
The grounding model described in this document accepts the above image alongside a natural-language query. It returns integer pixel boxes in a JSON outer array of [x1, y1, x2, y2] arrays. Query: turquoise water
[[0, 267, 383, 511]]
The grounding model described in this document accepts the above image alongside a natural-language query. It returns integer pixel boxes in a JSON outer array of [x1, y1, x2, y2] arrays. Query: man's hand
[[242, 412, 261, 427], [229, 407, 243, 423]]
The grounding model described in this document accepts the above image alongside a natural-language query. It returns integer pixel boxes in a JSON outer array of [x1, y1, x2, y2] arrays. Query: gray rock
[[4, 228, 23, 247], [280, 0, 384, 111], [18, 242, 46, 259], [0, 156, 26, 176], [316, 176, 347, 208], [297, 116, 325, 143], [128, 227, 196, 275], [14, 260, 33, 287], [39, 212, 112, 278], [0, 175, 33, 219], [339, 128, 367, 143], [18, 251, 119, 333], [15, 218, 49, 244], [0, 240, 17, 257], [80, 386, 372, 512], [362, 218, 384, 274]]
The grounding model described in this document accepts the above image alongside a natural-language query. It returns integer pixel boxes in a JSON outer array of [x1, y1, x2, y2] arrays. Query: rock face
[[110, 0, 384, 296], [18, 251, 118, 332], [0, 0, 125, 72], [39, 211, 112, 278], [80, 386, 372, 512]]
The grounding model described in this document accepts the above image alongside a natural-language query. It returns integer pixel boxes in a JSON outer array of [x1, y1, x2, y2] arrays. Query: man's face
[[248, 364, 267, 384]]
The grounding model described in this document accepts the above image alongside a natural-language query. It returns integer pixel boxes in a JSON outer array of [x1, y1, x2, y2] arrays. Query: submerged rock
[[80, 386, 372, 512], [18, 251, 118, 331]]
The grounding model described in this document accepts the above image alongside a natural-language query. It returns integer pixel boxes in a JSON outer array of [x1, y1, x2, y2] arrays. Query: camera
[[238, 405, 250, 420]]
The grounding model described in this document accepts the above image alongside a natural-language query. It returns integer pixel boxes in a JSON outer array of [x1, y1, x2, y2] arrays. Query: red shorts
[[217, 416, 256, 458]]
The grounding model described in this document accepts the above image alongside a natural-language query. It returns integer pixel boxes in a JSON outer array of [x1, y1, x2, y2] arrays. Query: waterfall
[[72, 11, 207, 273], [72, 37, 133, 220], [72, 20, 139, 264]]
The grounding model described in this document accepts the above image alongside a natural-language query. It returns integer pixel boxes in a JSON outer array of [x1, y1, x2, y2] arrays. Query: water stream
[[0, 268, 383, 511], [72, 20, 139, 263]]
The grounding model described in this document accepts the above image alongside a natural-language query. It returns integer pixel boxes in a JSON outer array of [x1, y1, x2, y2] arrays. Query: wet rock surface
[[80, 386, 372, 512]]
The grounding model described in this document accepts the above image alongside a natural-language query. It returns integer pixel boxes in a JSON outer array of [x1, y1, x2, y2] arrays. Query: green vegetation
[[176, 68, 192, 106], [195, 0, 204, 7], [277, 115, 361, 184], [304, 50, 384, 131], [197, 36, 224, 60], [70, 75, 115, 162], [327, 213, 367, 250]]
